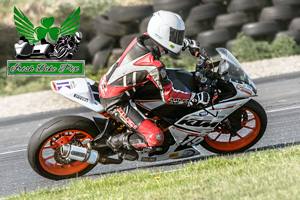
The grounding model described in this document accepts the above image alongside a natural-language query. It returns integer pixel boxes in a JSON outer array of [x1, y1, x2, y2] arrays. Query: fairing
[[51, 78, 104, 112]]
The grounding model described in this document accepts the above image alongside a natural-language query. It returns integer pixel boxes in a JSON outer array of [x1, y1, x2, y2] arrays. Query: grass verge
[[6, 145, 300, 200]]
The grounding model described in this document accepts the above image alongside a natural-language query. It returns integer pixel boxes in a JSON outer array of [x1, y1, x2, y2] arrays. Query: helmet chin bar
[[153, 41, 170, 55], [157, 44, 170, 56]]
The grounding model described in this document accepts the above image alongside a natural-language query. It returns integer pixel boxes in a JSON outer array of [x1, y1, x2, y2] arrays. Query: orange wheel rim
[[38, 130, 93, 176], [205, 108, 261, 151]]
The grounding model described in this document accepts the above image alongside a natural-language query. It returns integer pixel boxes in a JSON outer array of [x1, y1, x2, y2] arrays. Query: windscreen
[[216, 48, 257, 94]]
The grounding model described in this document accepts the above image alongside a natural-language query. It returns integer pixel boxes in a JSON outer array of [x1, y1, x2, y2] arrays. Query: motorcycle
[[27, 48, 267, 180], [52, 35, 78, 59]]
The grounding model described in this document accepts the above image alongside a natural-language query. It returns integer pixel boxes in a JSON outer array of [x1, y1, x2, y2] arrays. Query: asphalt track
[[1, 72, 300, 197]]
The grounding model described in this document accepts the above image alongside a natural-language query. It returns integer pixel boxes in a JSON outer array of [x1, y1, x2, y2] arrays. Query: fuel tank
[[134, 68, 199, 100], [134, 68, 200, 124]]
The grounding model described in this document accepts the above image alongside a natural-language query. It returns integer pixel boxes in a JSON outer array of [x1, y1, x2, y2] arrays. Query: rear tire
[[200, 99, 267, 154], [27, 116, 102, 180]]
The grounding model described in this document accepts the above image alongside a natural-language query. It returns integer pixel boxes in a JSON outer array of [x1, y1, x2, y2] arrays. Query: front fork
[[224, 119, 237, 137], [224, 106, 244, 136]]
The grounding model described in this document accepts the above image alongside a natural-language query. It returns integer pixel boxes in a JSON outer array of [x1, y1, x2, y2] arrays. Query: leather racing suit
[[99, 33, 193, 149]]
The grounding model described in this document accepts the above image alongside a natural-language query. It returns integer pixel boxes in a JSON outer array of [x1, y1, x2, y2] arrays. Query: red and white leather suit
[[99, 33, 192, 148]]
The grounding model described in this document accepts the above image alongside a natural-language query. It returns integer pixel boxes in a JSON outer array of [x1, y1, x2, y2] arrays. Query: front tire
[[200, 99, 267, 154], [27, 116, 101, 180]]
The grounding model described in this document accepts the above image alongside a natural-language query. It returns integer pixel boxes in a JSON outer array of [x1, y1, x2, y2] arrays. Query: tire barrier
[[139, 16, 151, 33], [272, 0, 300, 6], [87, 0, 300, 69], [153, 0, 198, 14], [197, 29, 233, 46], [92, 48, 113, 70], [242, 21, 280, 37], [289, 17, 300, 31], [107, 48, 124, 67], [227, 0, 269, 13], [108, 5, 153, 23], [275, 30, 300, 43], [87, 34, 114, 56], [185, 19, 210, 38], [153, 0, 199, 20], [215, 12, 248, 29], [94, 15, 137, 37], [202, 0, 224, 4], [225, 39, 237, 51], [72, 42, 92, 63], [188, 3, 225, 22], [259, 6, 298, 22], [120, 33, 140, 50]]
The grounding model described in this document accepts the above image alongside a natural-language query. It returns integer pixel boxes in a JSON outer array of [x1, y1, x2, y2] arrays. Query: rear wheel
[[28, 116, 102, 180], [200, 99, 267, 154]]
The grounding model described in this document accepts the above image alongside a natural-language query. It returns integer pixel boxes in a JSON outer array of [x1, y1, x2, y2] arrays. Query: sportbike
[[28, 48, 267, 180]]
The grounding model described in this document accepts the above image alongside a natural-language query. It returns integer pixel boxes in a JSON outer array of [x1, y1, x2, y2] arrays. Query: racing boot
[[127, 133, 161, 153]]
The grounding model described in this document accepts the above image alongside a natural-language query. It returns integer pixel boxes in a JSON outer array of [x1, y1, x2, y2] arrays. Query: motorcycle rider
[[98, 10, 210, 160], [54, 31, 82, 59]]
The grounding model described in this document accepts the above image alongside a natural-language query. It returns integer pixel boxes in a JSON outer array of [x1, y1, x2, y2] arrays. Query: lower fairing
[[137, 144, 200, 162]]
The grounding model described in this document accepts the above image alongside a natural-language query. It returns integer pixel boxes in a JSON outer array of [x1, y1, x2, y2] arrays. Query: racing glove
[[188, 92, 210, 107], [183, 38, 201, 57]]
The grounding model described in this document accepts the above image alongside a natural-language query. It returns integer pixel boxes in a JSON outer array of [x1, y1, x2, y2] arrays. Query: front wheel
[[200, 99, 267, 154], [27, 116, 102, 180], [56, 46, 68, 59]]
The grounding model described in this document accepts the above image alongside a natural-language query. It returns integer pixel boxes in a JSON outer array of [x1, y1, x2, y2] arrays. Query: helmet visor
[[169, 27, 185, 45]]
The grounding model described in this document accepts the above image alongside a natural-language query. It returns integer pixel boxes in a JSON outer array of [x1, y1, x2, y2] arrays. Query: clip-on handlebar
[[194, 49, 219, 109]]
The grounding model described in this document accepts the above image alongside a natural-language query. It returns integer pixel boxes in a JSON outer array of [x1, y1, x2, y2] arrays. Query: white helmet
[[75, 31, 82, 43], [147, 10, 185, 54]]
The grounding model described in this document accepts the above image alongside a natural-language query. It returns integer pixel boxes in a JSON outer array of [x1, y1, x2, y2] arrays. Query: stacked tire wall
[[88, 0, 300, 70]]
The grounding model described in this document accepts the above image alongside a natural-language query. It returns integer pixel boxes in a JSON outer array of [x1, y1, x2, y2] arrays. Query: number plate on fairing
[[169, 126, 205, 146]]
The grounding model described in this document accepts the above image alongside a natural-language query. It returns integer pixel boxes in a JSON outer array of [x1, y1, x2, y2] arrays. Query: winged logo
[[14, 7, 81, 44]]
